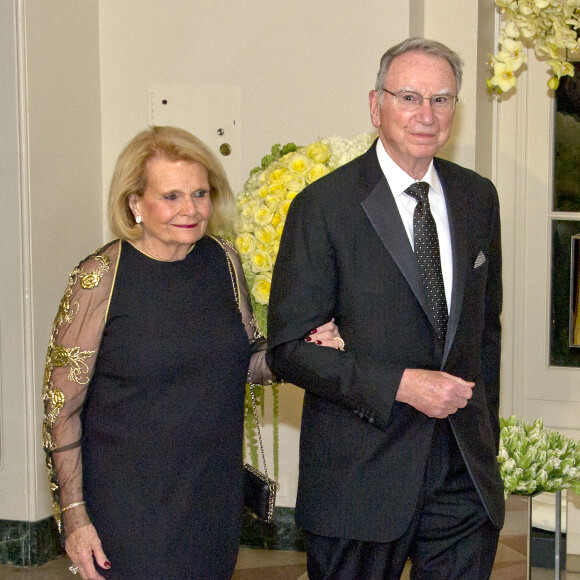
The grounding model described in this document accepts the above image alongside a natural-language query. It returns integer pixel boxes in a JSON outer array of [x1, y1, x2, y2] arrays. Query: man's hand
[[396, 369, 474, 418]]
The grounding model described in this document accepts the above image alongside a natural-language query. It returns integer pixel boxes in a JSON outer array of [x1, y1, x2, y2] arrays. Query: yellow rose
[[284, 172, 306, 193], [240, 199, 258, 220], [286, 191, 299, 201], [287, 153, 312, 175], [235, 233, 256, 257], [279, 199, 292, 217], [267, 166, 288, 185], [305, 141, 331, 164], [256, 185, 269, 198], [268, 183, 287, 198], [252, 274, 272, 305], [256, 225, 279, 246], [264, 194, 281, 210], [276, 222, 284, 238], [234, 217, 252, 234], [250, 249, 274, 273], [271, 213, 282, 228], [253, 205, 274, 227], [306, 163, 330, 184], [279, 151, 294, 165]]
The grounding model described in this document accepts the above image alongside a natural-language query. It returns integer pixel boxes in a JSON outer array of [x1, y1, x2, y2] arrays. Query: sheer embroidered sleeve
[[219, 237, 274, 386], [42, 241, 120, 534]]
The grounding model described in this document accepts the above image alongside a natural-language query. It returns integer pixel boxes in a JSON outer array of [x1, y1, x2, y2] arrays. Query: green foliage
[[249, 142, 301, 176], [244, 385, 259, 467]]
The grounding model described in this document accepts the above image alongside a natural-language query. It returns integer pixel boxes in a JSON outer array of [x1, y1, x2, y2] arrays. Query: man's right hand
[[395, 369, 475, 418]]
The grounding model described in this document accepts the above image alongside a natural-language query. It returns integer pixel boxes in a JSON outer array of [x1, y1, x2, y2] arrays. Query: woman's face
[[129, 157, 212, 261]]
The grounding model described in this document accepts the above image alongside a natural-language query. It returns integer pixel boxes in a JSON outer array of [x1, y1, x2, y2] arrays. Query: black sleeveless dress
[[81, 238, 250, 579]]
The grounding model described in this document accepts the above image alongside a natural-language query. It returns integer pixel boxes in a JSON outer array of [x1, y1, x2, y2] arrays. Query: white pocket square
[[473, 251, 486, 269]]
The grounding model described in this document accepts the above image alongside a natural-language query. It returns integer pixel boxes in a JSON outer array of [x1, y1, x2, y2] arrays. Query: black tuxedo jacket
[[266, 142, 505, 542]]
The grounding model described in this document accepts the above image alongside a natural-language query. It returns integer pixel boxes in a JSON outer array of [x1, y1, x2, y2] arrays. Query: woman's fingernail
[[104, 562, 112, 569], [316, 340, 322, 345], [310, 328, 318, 334], [305, 337, 312, 342]]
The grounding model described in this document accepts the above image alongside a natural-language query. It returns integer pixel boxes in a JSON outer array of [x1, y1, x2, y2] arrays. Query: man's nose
[[415, 99, 435, 122]]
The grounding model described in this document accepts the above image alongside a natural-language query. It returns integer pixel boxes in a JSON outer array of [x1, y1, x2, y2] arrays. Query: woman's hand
[[306, 318, 345, 350], [65, 523, 111, 579]]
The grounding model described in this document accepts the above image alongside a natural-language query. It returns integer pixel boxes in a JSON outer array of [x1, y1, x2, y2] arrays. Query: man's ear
[[369, 90, 381, 129]]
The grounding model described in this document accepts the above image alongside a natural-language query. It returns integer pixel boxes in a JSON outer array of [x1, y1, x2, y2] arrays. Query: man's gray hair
[[375, 38, 464, 103]]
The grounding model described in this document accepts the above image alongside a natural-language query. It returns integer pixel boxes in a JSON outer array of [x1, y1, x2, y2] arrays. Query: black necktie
[[405, 181, 448, 347]]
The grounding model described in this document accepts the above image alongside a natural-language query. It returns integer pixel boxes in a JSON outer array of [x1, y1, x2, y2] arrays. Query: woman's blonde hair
[[108, 126, 237, 242]]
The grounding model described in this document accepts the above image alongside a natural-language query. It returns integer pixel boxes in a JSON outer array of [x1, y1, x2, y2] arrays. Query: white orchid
[[489, 0, 580, 94]]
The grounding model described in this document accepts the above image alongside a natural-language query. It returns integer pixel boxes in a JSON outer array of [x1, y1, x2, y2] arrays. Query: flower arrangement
[[235, 133, 376, 331], [488, 0, 580, 94], [236, 133, 376, 477], [498, 415, 580, 499]]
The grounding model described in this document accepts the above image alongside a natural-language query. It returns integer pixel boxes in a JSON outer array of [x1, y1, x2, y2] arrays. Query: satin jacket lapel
[[360, 173, 432, 325], [436, 160, 469, 366]]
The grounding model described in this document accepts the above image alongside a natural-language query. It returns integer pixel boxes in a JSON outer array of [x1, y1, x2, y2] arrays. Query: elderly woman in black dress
[[42, 126, 342, 579]]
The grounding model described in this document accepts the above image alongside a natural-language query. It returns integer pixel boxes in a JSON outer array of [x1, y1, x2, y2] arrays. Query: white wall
[[98, 1, 410, 201], [0, 0, 28, 517], [0, 0, 102, 522]]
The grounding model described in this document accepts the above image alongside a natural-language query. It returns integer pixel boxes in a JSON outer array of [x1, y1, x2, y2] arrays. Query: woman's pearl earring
[[135, 215, 142, 224]]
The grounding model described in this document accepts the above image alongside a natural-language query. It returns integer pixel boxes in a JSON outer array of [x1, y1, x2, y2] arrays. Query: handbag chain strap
[[214, 235, 270, 480], [247, 376, 269, 479]]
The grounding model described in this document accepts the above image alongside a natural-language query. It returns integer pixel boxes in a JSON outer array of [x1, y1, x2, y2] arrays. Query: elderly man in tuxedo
[[266, 38, 504, 579]]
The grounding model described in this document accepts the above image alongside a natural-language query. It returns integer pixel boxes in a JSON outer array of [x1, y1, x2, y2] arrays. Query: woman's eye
[[194, 190, 208, 198], [164, 193, 178, 201]]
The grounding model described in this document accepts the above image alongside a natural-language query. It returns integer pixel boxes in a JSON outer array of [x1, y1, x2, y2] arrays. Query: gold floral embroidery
[[50, 345, 70, 367], [55, 288, 79, 326], [42, 244, 117, 533], [48, 345, 94, 382], [49, 386, 65, 409], [79, 254, 110, 289], [53, 501, 62, 531], [43, 382, 65, 431], [42, 423, 54, 450], [81, 272, 100, 289], [43, 366, 51, 387]]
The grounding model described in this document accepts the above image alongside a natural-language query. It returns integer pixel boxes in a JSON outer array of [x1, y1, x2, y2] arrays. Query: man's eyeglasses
[[379, 89, 458, 112]]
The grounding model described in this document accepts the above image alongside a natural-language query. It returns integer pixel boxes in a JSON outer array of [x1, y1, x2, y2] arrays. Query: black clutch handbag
[[243, 463, 276, 522], [243, 381, 276, 523]]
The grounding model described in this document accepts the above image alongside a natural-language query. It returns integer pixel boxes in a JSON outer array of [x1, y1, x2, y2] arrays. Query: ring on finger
[[333, 337, 345, 350], [69, 565, 79, 575]]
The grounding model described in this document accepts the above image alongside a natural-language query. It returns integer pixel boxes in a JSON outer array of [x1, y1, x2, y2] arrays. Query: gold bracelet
[[61, 501, 85, 512]]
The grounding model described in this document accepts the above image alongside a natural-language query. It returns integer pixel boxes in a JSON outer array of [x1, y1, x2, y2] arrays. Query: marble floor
[[1, 496, 579, 579]]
